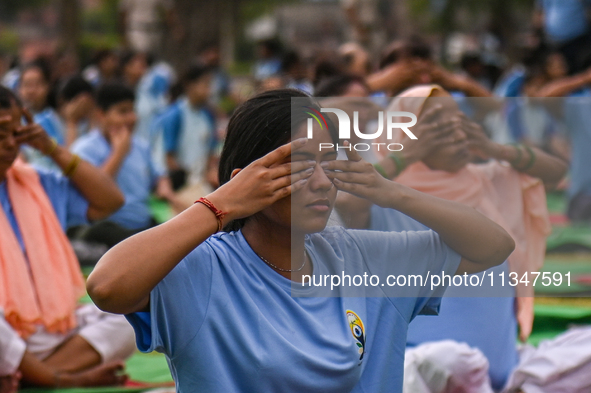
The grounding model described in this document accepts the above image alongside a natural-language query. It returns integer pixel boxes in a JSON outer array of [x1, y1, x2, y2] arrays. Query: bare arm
[[16, 112, 124, 221], [64, 121, 78, 148], [490, 144, 567, 189], [323, 148, 515, 275], [533, 70, 591, 97], [383, 183, 514, 274], [87, 139, 315, 314], [365, 60, 425, 94], [463, 116, 568, 189]]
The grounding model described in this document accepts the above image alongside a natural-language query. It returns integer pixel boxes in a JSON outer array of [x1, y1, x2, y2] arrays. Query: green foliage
[[0, 29, 19, 53], [82, 0, 119, 35]]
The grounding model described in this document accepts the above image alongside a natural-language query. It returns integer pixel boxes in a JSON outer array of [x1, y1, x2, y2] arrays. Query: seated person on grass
[[155, 64, 219, 204], [72, 83, 181, 248], [0, 85, 135, 388]]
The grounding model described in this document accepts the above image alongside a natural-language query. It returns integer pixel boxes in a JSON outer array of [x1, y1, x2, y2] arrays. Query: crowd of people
[[1, 0, 591, 391]]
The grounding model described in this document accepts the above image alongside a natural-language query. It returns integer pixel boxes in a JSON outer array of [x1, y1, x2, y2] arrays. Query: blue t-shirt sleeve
[[161, 105, 182, 154], [203, 108, 218, 153], [35, 113, 64, 145], [125, 243, 214, 357], [36, 169, 89, 228], [348, 229, 462, 322]]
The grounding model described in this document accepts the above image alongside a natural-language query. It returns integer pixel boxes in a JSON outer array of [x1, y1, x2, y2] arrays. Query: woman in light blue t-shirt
[[87, 89, 514, 392]]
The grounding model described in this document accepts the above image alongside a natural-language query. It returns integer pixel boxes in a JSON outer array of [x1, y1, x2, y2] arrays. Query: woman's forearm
[[534, 73, 591, 97], [492, 144, 567, 189], [87, 203, 220, 314], [383, 182, 514, 269], [50, 145, 124, 220]]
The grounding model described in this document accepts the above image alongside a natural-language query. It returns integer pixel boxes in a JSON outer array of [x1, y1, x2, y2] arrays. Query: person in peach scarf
[[0, 86, 135, 388], [337, 85, 567, 391]]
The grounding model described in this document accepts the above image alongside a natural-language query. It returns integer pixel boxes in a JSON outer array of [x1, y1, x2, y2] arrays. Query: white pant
[[404, 328, 591, 393], [0, 305, 136, 376], [503, 326, 591, 393]]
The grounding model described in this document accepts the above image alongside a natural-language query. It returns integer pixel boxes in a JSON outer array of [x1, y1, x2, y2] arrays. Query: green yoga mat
[[546, 191, 568, 214], [19, 352, 173, 393], [528, 301, 591, 346], [148, 197, 173, 224], [534, 255, 591, 295], [546, 225, 591, 252]]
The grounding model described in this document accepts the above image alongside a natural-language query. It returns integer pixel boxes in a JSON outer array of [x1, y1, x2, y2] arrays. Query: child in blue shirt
[[87, 89, 515, 392], [24, 75, 95, 171], [152, 64, 218, 204], [72, 83, 179, 247]]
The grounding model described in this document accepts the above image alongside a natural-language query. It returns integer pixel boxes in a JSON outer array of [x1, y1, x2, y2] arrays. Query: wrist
[[496, 144, 517, 162], [400, 147, 420, 167], [375, 180, 405, 208], [481, 141, 502, 160], [202, 192, 237, 226], [112, 146, 128, 160], [43, 137, 59, 156]]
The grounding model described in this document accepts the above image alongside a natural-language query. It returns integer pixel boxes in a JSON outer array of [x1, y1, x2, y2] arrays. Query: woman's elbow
[[86, 276, 112, 312], [86, 272, 125, 314], [490, 229, 515, 267], [87, 189, 125, 221], [104, 188, 125, 214]]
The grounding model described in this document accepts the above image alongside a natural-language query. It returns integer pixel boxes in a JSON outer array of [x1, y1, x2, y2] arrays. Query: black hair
[[0, 85, 21, 109], [120, 50, 151, 69], [58, 75, 94, 103], [21, 58, 52, 84], [183, 64, 213, 85], [218, 88, 338, 231], [379, 36, 432, 69], [258, 39, 283, 56], [91, 48, 116, 66], [460, 52, 483, 71], [281, 51, 301, 73], [95, 82, 135, 111], [314, 74, 369, 97], [312, 59, 344, 88]]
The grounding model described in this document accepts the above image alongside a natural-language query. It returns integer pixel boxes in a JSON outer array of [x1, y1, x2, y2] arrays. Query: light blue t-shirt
[[369, 205, 518, 390], [126, 226, 461, 393], [564, 89, 591, 199], [135, 63, 175, 142], [71, 129, 164, 230], [157, 98, 217, 182], [537, 0, 591, 43], [0, 168, 88, 252]]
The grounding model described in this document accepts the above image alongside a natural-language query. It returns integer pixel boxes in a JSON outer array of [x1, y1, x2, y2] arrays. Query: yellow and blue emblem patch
[[346, 310, 366, 362]]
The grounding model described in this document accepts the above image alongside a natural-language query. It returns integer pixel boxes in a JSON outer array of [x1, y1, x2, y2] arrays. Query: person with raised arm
[[88, 89, 514, 393], [0, 85, 135, 388]]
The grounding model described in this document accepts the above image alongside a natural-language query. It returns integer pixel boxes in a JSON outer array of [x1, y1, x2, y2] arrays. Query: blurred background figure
[[118, 0, 184, 56], [0, 0, 590, 390]]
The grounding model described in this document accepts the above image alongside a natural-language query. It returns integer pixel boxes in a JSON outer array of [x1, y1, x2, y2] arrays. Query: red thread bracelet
[[195, 197, 228, 232]]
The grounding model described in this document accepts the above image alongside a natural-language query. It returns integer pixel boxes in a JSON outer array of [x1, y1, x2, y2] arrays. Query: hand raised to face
[[14, 108, 54, 154]]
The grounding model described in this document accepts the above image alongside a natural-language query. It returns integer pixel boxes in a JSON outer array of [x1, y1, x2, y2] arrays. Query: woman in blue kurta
[[87, 89, 515, 392]]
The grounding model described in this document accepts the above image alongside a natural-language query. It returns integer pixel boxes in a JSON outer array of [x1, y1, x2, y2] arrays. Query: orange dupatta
[[0, 161, 85, 338]]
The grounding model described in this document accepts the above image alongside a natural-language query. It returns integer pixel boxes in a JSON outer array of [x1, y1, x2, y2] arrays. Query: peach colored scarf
[[387, 85, 552, 339], [0, 161, 85, 338]]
